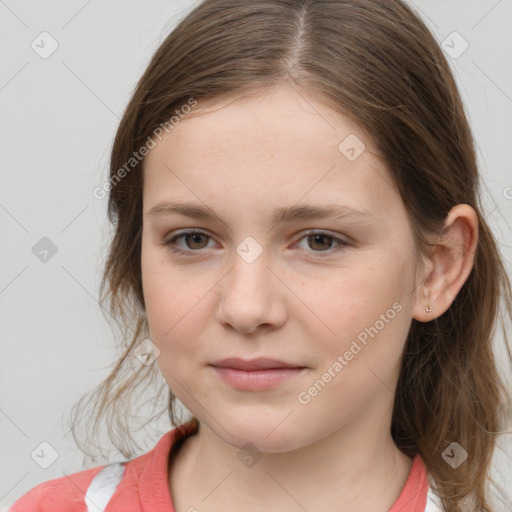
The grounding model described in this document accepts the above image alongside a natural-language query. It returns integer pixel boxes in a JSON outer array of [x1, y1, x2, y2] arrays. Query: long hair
[[69, 1, 512, 510]]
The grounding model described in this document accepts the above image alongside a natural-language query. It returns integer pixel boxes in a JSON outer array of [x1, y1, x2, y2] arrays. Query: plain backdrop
[[1, 0, 511, 510]]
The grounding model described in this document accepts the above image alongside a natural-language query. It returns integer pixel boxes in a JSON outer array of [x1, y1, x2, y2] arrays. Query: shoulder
[[8, 465, 106, 512], [8, 420, 199, 512], [8, 448, 155, 512]]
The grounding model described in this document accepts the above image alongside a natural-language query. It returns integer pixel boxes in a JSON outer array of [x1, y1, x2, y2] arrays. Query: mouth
[[210, 357, 306, 370], [209, 358, 308, 390]]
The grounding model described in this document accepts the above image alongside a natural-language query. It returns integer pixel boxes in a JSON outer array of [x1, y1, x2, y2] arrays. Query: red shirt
[[9, 418, 430, 511]]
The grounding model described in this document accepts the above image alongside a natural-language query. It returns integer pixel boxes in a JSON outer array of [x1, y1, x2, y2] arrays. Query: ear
[[412, 204, 478, 322]]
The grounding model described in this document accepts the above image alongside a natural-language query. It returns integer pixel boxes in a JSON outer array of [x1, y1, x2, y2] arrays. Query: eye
[[293, 230, 350, 257], [162, 230, 215, 256], [161, 229, 350, 257]]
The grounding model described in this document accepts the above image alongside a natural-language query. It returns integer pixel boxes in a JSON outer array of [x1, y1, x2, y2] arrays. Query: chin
[[210, 414, 305, 453]]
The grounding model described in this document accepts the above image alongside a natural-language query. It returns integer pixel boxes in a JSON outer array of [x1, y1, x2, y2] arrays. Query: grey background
[[1, 0, 511, 509]]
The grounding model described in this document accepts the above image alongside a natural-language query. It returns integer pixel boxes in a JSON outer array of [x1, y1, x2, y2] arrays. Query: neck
[[169, 389, 414, 512]]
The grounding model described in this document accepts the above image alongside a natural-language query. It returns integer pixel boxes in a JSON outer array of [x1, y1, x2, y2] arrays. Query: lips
[[210, 358, 308, 390], [210, 357, 305, 370]]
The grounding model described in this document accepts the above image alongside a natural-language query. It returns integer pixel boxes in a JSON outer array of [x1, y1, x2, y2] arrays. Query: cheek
[[144, 274, 204, 348], [143, 273, 205, 392], [141, 257, 217, 384], [141, 265, 216, 412], [309, 256, 410, 321], [304, 251, 414, 369], [295, 273, 412, 428]]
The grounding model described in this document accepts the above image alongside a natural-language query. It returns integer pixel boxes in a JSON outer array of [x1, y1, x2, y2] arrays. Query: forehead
[[142, 85, 397, 220], [147, 85, 379, 160]]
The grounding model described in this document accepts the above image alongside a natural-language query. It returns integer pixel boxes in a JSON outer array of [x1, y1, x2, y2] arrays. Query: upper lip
[[210, 357, 305, 370]]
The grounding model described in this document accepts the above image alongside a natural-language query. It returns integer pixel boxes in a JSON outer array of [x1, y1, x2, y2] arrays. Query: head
[[141, 82, 437, 452], [73, 1, 512, 511], [139, 81, 479, 454]]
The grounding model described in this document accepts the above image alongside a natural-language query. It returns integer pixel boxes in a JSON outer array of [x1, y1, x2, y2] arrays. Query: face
[[141, 84, 423, 453]]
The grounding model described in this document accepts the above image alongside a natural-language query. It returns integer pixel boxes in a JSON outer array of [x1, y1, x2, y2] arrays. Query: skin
[[140, 83, 478, 512]]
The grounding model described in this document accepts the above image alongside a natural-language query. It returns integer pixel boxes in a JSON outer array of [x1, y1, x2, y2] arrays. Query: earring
[[425, 290, 432, 313]]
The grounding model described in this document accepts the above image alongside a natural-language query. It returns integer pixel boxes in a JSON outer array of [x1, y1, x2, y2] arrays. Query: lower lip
[[211, 366, 306, 390]]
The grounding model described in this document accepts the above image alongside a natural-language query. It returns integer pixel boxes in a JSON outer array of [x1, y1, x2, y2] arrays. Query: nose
[[214, 250, 288, 334]]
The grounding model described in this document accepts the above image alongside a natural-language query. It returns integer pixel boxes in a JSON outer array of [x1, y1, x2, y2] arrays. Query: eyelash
[[161, 229, 351, 258]]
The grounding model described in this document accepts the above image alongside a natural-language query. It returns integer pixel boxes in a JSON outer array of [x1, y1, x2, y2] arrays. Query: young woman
[[10, 1, 512, 511]]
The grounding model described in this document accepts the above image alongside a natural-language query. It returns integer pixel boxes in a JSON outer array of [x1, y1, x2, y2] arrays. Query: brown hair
[[69, 1, 512, 510]]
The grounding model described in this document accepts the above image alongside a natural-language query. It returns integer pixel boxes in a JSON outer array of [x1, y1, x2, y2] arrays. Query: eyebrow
[[146, 201, 378, 225]]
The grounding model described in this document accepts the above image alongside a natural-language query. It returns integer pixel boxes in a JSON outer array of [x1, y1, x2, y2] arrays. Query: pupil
[[310, 234, 331, 251], [188, 233, 206, 248]]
